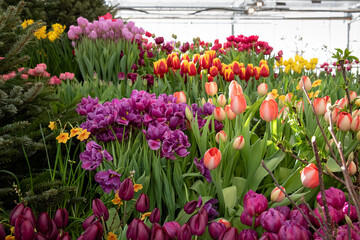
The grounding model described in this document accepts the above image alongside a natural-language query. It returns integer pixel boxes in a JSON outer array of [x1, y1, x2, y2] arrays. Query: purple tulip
[[68, 30, 76, 40], [54, 208, 69, 229], [243, 190, 268, 216], [118, 177, 134, 201], [23, 207, 36, 227], [136, 193, 150, 213], [163, 221, 181, 239], [184, 201, 197, 214], [15, 216, 35, 240], [274, 206, 291, 220], [150, 223, 167, 240], [150, 208, 160, 223], [82, 215, 96, 230], [240, 210, 260, 227], [0, 223, 5, 240], [312, 205, 339, 227], [9, 203, 25, 226], [77, 17, 89, 27], [95, 169, 121, 193], [219, 227, 240, 240], [35, 233, 47, 240], [83, 221, 103, 240], [289, 210, 308, 229], [89, 31, 97, 39], [343, 201, 358, 221], [177, 224, 191, 240], [260, 209, 286, 233], [278, 220, 310, 240], [79, 141, 113, 171], [316, 187, 345, 210], [126, 218, 150, 240], [260, 232, 279, 240], [118, 72, 125, 80], [188, 209, 207, 236], [208, 222, 226, 239], [296, 204, 310, 216], [92, 199, 109, 221], [56, 231, 71, 240]]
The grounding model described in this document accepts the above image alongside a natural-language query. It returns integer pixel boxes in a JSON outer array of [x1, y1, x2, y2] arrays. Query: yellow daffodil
[[48, 121, 56, 130], [141, 212, 152, 220], [34, 26, 47, 39], [107, 232, 117, 240], [21, 19, 34, 29], [70, 127, 82, 137], [112, 192, 124, 206], [77, 129, 91, 141], [134, 184, 143, 192], [312, 79, 321, 87], [56, 132, 70, 144]]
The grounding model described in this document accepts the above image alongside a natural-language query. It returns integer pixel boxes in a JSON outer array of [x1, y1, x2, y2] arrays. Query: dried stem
[[261, 160, 325, 238], [277, 143, 309, 165], [340, 60, 352, 114]]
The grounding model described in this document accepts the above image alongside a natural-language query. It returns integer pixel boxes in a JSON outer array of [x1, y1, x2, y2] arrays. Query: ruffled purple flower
[[142, 123, 170, 150], [161, 129, 191, 160], [202, 199, 219, 221], [79, 141, 113, 171], [95, 169, 121, 193], [76, 96, 100, 116], [127, 73, 138, 83], [194, 157, 211, 183]]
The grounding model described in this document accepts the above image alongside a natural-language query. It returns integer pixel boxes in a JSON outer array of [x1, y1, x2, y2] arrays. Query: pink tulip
[[337, 112, 352, 131], [174, 91, 186, 104], [214, 107, 226, 121], [313, 98, 327, 115], [225, 105, 236, 120], [217, 94, 226, 107], [230, 94, 247, 115], [351, 115, 360, 131], [205, 82, 218, 96], [301, 163, 319, 189], [257, 83, 268, 96], [203, 147, 222, 170], [215, 130, 227, 143], [233, 135, 245, 150], [229, 80, 243, 99], [260, 99, 278, 122], [299, 76, 312, 92], [349, 91, 357, 102]]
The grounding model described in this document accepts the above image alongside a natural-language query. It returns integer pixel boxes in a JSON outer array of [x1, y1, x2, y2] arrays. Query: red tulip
[[15, 216, 35, 240], [218, 219, 231, 228], [351, 115, 360, 131], [199, 54, 210, 69], [231, 94, 247, 115], [259, 64, 270, 78], [224, 68, 234, 82], [181, 54, 190, 62], [149, 208, 160, 223], [188, 62, 197, 76], [174, 91, 186, 104], [253, 66, 260, 80], [245, 64, 254, 82], [337, 112, 352, 131], [257, 83, 268, 96], [119, 178, 134, 201], [231, 61, 241, 75], [127, 218, 150, 240], [83, 221, 103, 240], [54, 208, 69, 229], [239, 67, 246, 80], [225, 105, 236, 120], [209, 66, 218, 77], [301, 163, 319, 189], [207, 74, 214, 82], [212, 58, 222, 71], [192, 54, 200, 64], [313, 97, 327, 115], [9, 203, 25, 226], [214, 107, 226, 121], [180, 60, 189, 74], [205, 82, 218, 96], [204, 147, 222, 170], [172, 56, 180, 70], [260, 99, 278, 122], [92, 199, 109, 221], [271, 186, 285, 202]]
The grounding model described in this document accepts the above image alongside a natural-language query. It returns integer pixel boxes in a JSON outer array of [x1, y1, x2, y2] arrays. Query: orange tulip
[[215, 130, 227, 143], [192, 53, 200, 64], [260, 99, 278, 122], [257, 83, 268, 96], [229, 80, 243, 99], [188, 62, 197, 76], [231, 61, 241, 75], [337, 112, 352, 131], [203, 147, 222, 170], [313, 97, 327, 115], [225, 105, 236, 120], [351, 115, 360, 131], [172, 55, 180, 70], [230, 94, 247, 115], [180, 60, 189, 73], [205, 82, 218, 96], [217, 94, 226, 107], [214, 107, 226, 121], [301, 163, 319, 189], [233, 135, 245, 150], [299, 76, 312, 92], [209, 66, 218, 77], [213, 58, 222, 71], [224, 68, 234, 82], [271, 187, 285, 202], [174, 91, 186, 104]]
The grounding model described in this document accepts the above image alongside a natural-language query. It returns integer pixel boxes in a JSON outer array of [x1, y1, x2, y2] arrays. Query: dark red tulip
[[23, 207, 36, 227], [56, 231, 71, 240], [37, 212, 52, 235], [150, 223, 168, 240], [82, 215, 96, 230], [219, 227, 239, 240], [163, 221, 181, 239], [183, 200, 197, 214], [208, 222, 226, 239], [9, 203, 25, 226], [150, 208, 160, 223], [92, 199, 109, 221], [83, 221, 103, 240], [136, 193, 150, 213], [0, 223, 5, 240], [119, 178, 134, 201], [189, 210, 207, 236], [177, 224, 191, 240], [15, 216, 35, 240], [54, 208, 69, 229], [126, 218, 150, 240]]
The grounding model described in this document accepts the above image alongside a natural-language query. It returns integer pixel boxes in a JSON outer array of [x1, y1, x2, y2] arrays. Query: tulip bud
[[208, 98, 213, 104], [230, 94, 247, 115], [9, 203, 25, 226], [0, 223, 5, 240], [238, 229, 257, 240], [23, 207, 36, 227], [350, 91, 357, 101], [15, 216, 35, 240], [349, 161, 357, 175], [260, 99, 278, 122], [296, 101, 304, 112], [136, 193, 150, 213], [225, 105, 236, 120], [149, 208, 160, 223], [355, 98, 360, 107], [82, 215, 96, 230], [184, 200, 198, 214], [215, 130, 227, 143], [185, 107, 193, 121], [285, 93, 292, 103], [271, 186, 285, 202], [201, 98, 206, 106], [83, 221, 103, 240], [177, 224, 191, 240], [218, 219, 231, 228], [127, 218, 150, 240], [189, 211, 207, 236], [54, 208, 69, 230], [217, 94, 226, 107], [313, 98, 327, 115], [205, 82, 218, 96], [203, 147, 222, 170], [119, 178, 134, 201], [257, 83, 268, 96], [37, 212, 54, 236], [243, 190, 268, 217], [92, 199, 109, 221], [174, 91, 186, 104], [163, 221, 181, 239], [233, 135, 245, 150], [299, 76, 312, 92], [351, 115, 360, 131], [301, 163, 319, 189], [208, 222, 226, 239], [260, 209, 286, 233], [56, 231, 71, 240], [214, 107, 226, 121], [337, 112, 352, 131]]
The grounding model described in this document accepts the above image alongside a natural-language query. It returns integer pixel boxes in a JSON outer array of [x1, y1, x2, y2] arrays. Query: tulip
[[351, 115, 360, 131], [200, 54, 211, 69], [271, 186, 285, 202], [325, 107, 341, 124], [213, 58, 222, 71], [296, 101, 304, 112], [239, 229, 258, 240], [225, 105, 236, 120], [208, 222, 226, 239], [231, 94, 247, 115], [260, 209, 286, 233], [253, 66, 261, 80], [192, 54, 200, 63], [189, 210, 207, 236], [209, 66, 218, 77], [83, 221, 103, 240], [218, 227, 239, 240], [224, 68, 234, 82], [312, 205, 339, 227], [349, 161, 357, 175], [214, 107, 226, 121], [343, 202, 358, 221], [150, 223, 167, 240], [233, 135, 245, 150], [0, 223, 5, 240], [229, 80, 243, 99], [205, 82, 218, 96], [56, 231, 71, 240], [180, 60, 189, 73], [217, 94, 226, 107], [231, 61, 242, 75], [127, 218, 150, 240], [15, 216, 35, 240], [119, 178, 134, 201], [149, 208, 160, 223], [243, 190, 268, 217], [245, 64, 254, 82], [258, 83, 268, 96], [82, 215, 96, 230], [22, 207, 36, 227], [313, 98, 327, 115], [240, 210, 260, 227], [350, 91, 357, 101], [172, 56, 180, 70], [316, 187, 345, 210], [278, 221, 310, 240], [208, 98, 213, 104], [274, 206, 291, 220], [203, 147, 222, 170], [184, 200, 198, 214], [301, 163, 319, 189], [163, 221, 181, 239], [92, 199, 109, 221], [289, 210, 308, 229], [260, 232, 279, 240], [9, 203, 25, 226], [218, 219, 231, 228], [260, 99, 278, 122], [337, 112, 352, 131], [239, 67, 246, 80], [37, 212, 54, 236], [207, 74, 214, 82], [260, 64, 270, 78], [299, 76, 312, 92], [352, 109, 360, 118], [54, 208, 69, 229], [177, 224, 191, 240], [336, 98, 348, 108], [356, 98, 360, 107], [174, 91, 186, 104], [215, 130, 227, 143], [188, 62, 197, 76], [136, 193, 150, 213]]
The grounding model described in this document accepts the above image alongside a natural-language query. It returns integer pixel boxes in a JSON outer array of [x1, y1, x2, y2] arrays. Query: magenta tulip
[[54, 208, 69, 229], [260, 208, 286, 233], [92, 198, 109, 221], [119, 178, 134, 201], [177, 224, 191, 240], [208, 222, 226, 239], [149, 208, 160, 223], [163, 221, 181, 239], [136, 193, 150, 213], [219, 227, 239, 240], [15, 216, 35, 240]]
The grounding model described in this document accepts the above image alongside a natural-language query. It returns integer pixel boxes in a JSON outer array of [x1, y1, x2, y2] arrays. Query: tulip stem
[[261, 160, 326, 239]]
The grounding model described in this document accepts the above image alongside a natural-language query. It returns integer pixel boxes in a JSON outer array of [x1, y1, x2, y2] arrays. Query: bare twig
[[277, 143, 309, 165]]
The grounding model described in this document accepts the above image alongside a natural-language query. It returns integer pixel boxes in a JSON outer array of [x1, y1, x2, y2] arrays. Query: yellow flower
[[278, 95, 285, 102], [48, 121, 56, 130], [284, 65, 291, 74], [77, 129, 91, 141], [10, 227, 14, 234], [34, 26, 47, 40], [112, 191, 124, 206], [56, 132, 70, 144], [305, 63, 312, 71], [294, 55, 299, 62], [107, 232, 117, 240], [70, 127, 82, 137], [141, 212, 152, 220], [134, 184, 143, 192], [296, 85, 300, 90], [310, 58, 318, 65], [312, 79, 321, 87], [21, 19, 34, 29], [314, 90, 320, 98], [308, 92, 314, 99], [5, 236, 15, 240]]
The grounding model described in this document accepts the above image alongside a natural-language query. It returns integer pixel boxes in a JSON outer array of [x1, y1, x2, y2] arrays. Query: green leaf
[[223, 186, 237, 209]]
